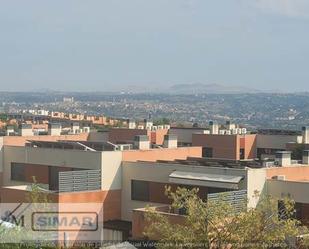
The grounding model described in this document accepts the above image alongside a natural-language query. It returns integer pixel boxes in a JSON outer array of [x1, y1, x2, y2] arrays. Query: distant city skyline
[[0, 0, 309, 92]]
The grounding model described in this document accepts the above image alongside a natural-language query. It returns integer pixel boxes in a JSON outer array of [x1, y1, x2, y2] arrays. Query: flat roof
[[169, 171, 243, 189], [170, 126, 207, 130], [156, 157, 264, 169], [256, 129, 301, 136], [26, 140, 115, 152], [169, 171, 243, 184]]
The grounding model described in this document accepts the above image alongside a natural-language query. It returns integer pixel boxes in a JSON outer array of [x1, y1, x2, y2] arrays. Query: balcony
[[132, 205, 186, 239], [131, 189, 248, 239]]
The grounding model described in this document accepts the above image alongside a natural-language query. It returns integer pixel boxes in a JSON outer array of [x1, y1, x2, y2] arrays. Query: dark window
[[257, 148, 281, 158], [202, 147, 213, 158], [11, 163, 25, 181], [207, 187, 230, 194], [131, 180, 149, 201], [295, 202, 302, 221], [240, 148, 245, 160]]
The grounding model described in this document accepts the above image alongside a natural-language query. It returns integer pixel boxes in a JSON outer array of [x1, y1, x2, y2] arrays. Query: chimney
[[302, 126, 309, 144], [134, 135, 150, 150], [6, 126, 15, 136], [82, 127, 90, 133], [128, 119, 136, 129], [144, 119, 153, 130], [241, 128, 247, 134], [163, 135, 178, 149], [226, 120, 236, 130], [20, 124, 33, 136], [71, 122, 80, 134], [275, 151, 291, 167], [303, 150, 309, 165], [164, 125, 171, 130], [209, 121, 219, 135], [48, 123, 62, 136]]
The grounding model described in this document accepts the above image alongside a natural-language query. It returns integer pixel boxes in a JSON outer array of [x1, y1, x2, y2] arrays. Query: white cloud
[[252, 0, 309, 18]]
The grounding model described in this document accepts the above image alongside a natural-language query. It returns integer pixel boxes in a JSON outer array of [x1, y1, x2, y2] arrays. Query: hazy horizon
[[1, 0, 309, 92]]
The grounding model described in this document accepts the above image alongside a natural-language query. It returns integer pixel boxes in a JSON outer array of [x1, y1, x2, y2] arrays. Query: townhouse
[[1, 122, 309, 243]]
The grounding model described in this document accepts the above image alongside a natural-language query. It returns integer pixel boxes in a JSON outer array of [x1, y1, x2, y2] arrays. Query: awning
[[169, 171, 243, 190]]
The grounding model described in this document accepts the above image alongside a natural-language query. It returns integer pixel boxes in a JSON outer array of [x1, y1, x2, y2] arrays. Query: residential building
[[192, 133, 257, 160], [1, 123, 309, 244]]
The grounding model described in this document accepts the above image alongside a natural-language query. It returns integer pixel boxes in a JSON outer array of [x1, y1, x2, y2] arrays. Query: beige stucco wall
[[121, 161, 248, 221], [2, 146, 103, 187], [246, 168, 267, 208], [101, 151, 122, 191], [256, 134, 301, 149], [267, 180, 309, 203]]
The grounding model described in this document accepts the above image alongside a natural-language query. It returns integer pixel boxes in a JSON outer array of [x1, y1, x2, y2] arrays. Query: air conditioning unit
[[272, 175, 286, 180], [157, 125, 164, 130], [263, 161, 276, 167], [83, 127, 90, 133], [117, 144, 133, 151], [219, 130, 225, 135]]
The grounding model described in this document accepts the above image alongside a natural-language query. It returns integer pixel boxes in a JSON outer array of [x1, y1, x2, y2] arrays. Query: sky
[[0, 0, 309, 92]]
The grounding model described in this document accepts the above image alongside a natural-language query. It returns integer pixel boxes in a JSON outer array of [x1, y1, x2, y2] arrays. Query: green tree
[[26, 176, 51, 203], [291, 144, 306, 160], [0, 114, 8, 122], [0, 177, 53, 248], [144, 187, 309, 249], [153, 118, 170, 126]]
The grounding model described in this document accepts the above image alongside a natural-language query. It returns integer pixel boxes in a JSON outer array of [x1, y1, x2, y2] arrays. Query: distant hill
[[167, 83, 260, 94], [98, 82, 262, 94]]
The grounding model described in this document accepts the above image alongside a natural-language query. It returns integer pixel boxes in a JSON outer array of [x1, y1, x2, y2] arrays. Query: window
[[131, 180, 149, 201], [207, 187, 230, 194], [11, 163, 25, 182], [202, 147, 213, 158], [257, 148, 281, 158], [240, 148, 245, 160]]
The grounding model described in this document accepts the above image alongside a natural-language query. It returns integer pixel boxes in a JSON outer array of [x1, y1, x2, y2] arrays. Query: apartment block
[[108, 128, 168, 146], [1, 125, 309, 243], [192, 133, 257, 160]]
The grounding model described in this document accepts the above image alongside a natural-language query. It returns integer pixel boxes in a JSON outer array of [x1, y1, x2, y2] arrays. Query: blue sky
[[0, 0, 309, 92]]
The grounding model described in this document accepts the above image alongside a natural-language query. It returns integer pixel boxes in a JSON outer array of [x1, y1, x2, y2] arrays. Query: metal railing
[[58, 169, 101, 193]]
